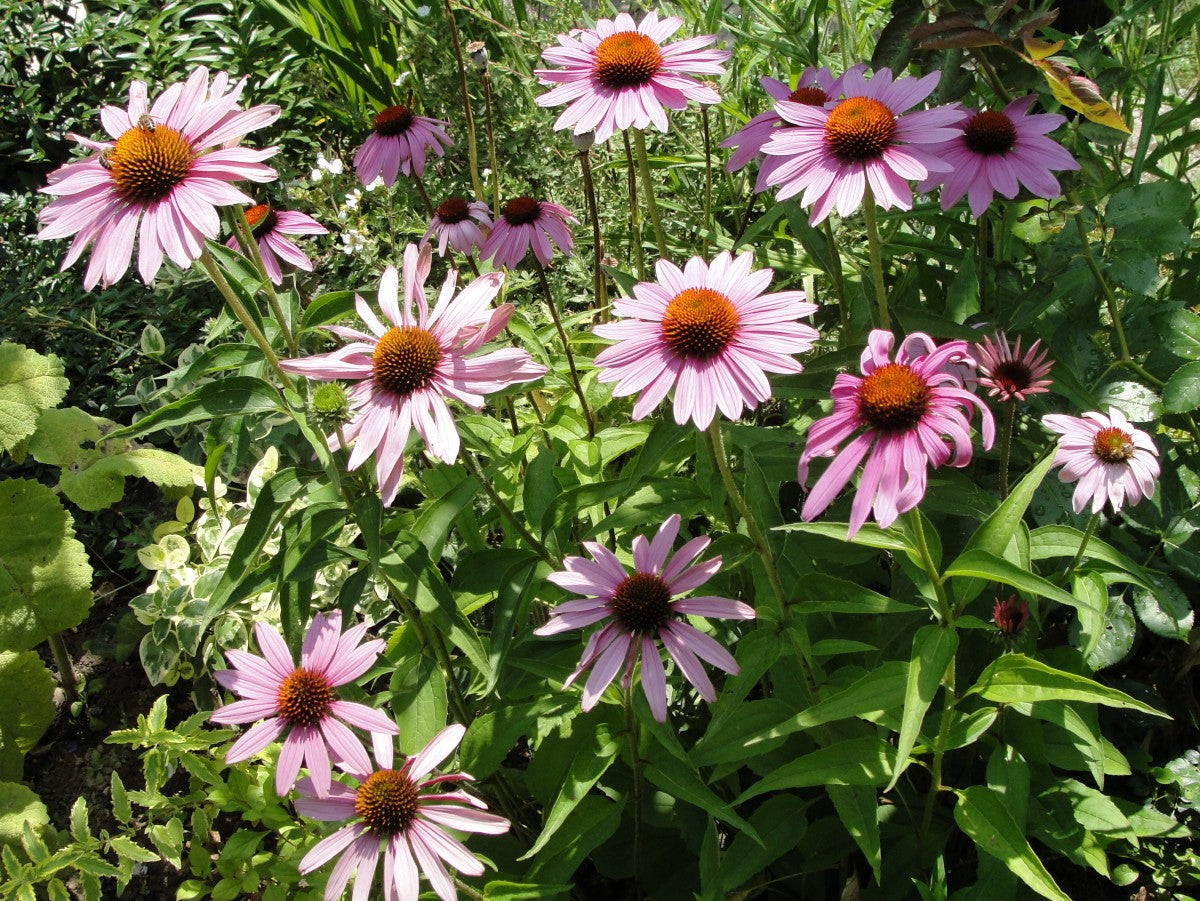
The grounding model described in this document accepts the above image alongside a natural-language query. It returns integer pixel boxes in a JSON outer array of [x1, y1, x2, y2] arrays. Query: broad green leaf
[[828, 783, 881, 885], [524, 795, 622, 886], [104, 377, 284, 440], [390, 657, 446, 756], [1107, 181, 1192, 256], [955, 786, 1070, 901], [1081, 591, 1135, 670], [0, 782, 48, 847], [736, 737, 898, 803], [691, 700, 796, 767], [1040, 779, 1133, 838], [147, 817, 184, 869], [1163, 361, 1200, 413], [776, 520, 913, 553], [0, 344, 68, 454], [967, 654, 1167, 717], [644, 762, 761, 845], [0, 652, 55, 780], [0, 479, 93, 652], [791, 573, 920, 615], [59, 449, 199, 512], [415, 467, 479, 561], [1030, 525, 1153, 591], [299, 290, 357, 331], [714, 795, 808, 896], [1096, 380, 1161, 424], [69, 798, 90, 844], [460, 697, 566, 780], [1131, 571, 1194, 640], [944, 549, 1098, 615], [888, 626, 958, 790], [1071, 572, 1109, 661]]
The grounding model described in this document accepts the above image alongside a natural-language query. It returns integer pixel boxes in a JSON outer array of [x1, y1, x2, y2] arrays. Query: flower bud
[[992, 595, 1031, 636], [310, 382, 351, 431], [571, 130, 596, 152], [467, 40, 489, 71]]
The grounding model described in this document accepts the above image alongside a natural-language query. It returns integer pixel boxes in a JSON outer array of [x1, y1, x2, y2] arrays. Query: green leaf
[[888, 626, 958, 790], [643, 761, 761, 845], [460, 697, 565, 780], [484, 881, 577, 899], [1131, 571, 1194, 640], [828, 783, 881, 885], [775, 520, 913, 552], [111, 772, 131, 825], [60, 448, 200, 512], [1163, 361, 1200, 413], [524, 795, 622, 886], [735, 737, 898, 803], [790, 573, 921, 615], [69, 798, 90, 844], [1083, 593, 1135, 670], [147, 817, 183, 869], [0, 479, 93, 652], [0, 343, 68, 454], [1095, 380, 1161, 424], [967, 654, 1167, 717], [0, 782, 48, 847], [104, 377, 284, 440], [714, 795, 809, 896], [1106, 181, 1192, 257], [300, 290, 357, 331], [390, 657, 446, 756], [0, 652, 56, 781], [944, 549, 1098, 615], [954, 786, 1070, 901], [108, 836, 160, 864], [1029, 525, 1154, 591]]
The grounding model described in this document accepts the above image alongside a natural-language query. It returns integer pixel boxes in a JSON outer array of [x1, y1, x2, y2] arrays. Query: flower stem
[[411, 173, 437, 218], [832, 0, 853, 68], [48, 632, 80, 706], [578, 148, 610, 323], [624, 688, 645, 900], [633, 129, 668, 260], [462, 448, 558, 566], [233, 206, 297, 357], [536, 265, 595, 439], [733, 190, 757, 245], [998, 401, 1016, 500], [701, 108, 713, 257], [478, 67, 501, 213], [909, 510, 953, 624], [822, 219, 850, 346], [862, 185, 889, 329], [623, 132, 646, 279], [440, 0, 484, 201], [919, 654, 957, 849], [1060, 512, 1102, 585]]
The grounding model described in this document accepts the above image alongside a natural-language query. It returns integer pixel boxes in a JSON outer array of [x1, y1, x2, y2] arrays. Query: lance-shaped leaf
[[1032, 59, 1130, 133]]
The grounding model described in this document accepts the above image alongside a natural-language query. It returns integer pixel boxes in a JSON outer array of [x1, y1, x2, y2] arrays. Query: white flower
[[364, 176, 385, 192], [310, 168, 324, 183], [416, 5, 430, 15]]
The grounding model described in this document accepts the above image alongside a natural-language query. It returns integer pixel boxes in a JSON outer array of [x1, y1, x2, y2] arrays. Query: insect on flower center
[[276, 668, 335, 727], [245, 203, 277, 238], [963, 110, 1017, 156], [501, 196, 541, 226], [788, 85, 829, 105], [593, 31, 663, 89], [856, 363, 931, 434], [436, 197, 472, 224], [373, 105, 416, 136], [661, 288, 741, 361], [824, 97, 898, 164], [373, 327, 442, 396], [106, 120, 194, 203], [354, 769, 419, 835], [610, 571, 673, 634], [1092, 426, 1136, 464]]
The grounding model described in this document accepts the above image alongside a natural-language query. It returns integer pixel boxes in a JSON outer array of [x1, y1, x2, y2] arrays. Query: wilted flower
[[1042, 408, 1160, 514]]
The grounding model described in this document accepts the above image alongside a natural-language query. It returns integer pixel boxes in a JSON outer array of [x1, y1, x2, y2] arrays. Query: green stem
[[633, 129, 668, 259], [977, 214, 989, 318], [625, 688, 645, 900], [462, 449, 558, 566], [832, 0, 853, 67], [440, 0, 484, 201], [733, 189, 757, 245], [536, 265, 595, 439], [623, 132, 645, 279], [862, 186, 890, 329], [919, 654, 957, 847], [479, 68, 501, 212], [48, 632, 80, 706], [701, 108, 713, 257], [998, 401, 1015, 500], [411, 172, 437, 218], [972, 50, 1013, 105], [822, 219, 850, 346], [1060, 512, 1102, 585], [234, 207, 297, 357], [454, 878, 486, 900], [909, 511, 953, 624], [579, 148, 610, 323]]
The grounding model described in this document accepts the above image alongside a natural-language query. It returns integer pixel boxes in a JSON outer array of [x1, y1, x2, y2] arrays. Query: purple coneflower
[[225, 203, 327, 284], [297, 724, 509, 901], [37, 66, 280, 289], [354, 105, 452, 186], [798, 330, 995, 537], [761, 67, 965, 224], [974, 331, 1054, 403], [993, 595, 1031, 636], [279, 244, 546, 505], [536, 514, 754, 722], [420, 197, 492, 257], [478, 196, 577, 269], [535, 11, 729, 144], [1042, 408, 1160, 514], [209, 611, 398, 798], [918, 96, 1080, 217], [594, 250, 818, 429]]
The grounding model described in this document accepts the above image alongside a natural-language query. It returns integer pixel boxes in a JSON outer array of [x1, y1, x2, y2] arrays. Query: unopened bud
[[571, 130, 596, 152], [310, 382, 351, 432], [467, 40, 489, 71], [992, 595, 1031, 636]]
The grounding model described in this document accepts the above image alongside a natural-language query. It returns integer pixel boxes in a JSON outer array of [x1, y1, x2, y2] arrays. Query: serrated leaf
[[108, 836, 160, 863], [1163, 362, 1200, 413], [69, 798, 90, 844], [0, 343, 69, 454], [0, 782, 49, 847], [0, 651, 55, 781], [111, 771, 131, 824], [1132, 571, 1194, 640]]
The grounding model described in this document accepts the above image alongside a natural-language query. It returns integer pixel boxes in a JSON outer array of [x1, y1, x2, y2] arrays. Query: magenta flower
[[798, 330, 995, 537], [225, 203, 327, 284], [761, 67, 965, 224], [209, 611, 398, 798], [297, 725, 509, 901], [37, 66, 280, 289], [974, 331, 1054, 403], [279, 244, 546, 505], [535, 11, 729, 144], [354, 105, 453, 186], [535, 514, 754, 722], [1042, 408, 1160, 514], [478, 196, 577, 269], [593, 250, 818, 429], [918, 96, 1079, 218], [420, 197, 492, 257]]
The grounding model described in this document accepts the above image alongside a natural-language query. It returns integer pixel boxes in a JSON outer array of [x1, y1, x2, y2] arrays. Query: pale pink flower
[[37, 66, 280, 289], [798, 330, 995, 537], [209, 611, 397, 798], [761, 67, 965, 224], [225, 203, 327, 284], [536, 514, 754, 722], [420, 197, 492, 257], [536, 11, 729, 145], [974, 331, 1054, 403], [297, 725, 509, 901], [918, 96, 1080, 217], [1042, 408, 1160, 514], [593, 250, 818, 429], [354, 105, 453, 186], [279, 244, 546, 505], [478, 197, 577, 268]]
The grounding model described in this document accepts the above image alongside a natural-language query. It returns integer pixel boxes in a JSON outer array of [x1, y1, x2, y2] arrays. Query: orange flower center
[[245, 203, 277, 238], [824, 97, 897, 164], [276, 668, 335, 727], [502, 196, 541, 226], [106, 120, 194, 203], [1092, 426, 1135, 463], [373, 327, 442, 396], [856, 363, 931, 434], [789, 85, 828, 105], [593, 32, 663, 89], [963, 110, 1017, 156], [611, 571, 673, 634], [660, 288, 740, 360], [436, 197, 471, 224], [354, 769, 419, 835], [373, 105, 416, 136]]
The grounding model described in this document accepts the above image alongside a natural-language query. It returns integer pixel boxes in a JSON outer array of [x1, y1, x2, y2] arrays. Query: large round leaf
[[0, 343, 68, 454]]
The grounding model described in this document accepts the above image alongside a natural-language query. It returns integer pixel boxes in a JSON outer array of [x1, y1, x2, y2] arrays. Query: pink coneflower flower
[[478, 196, 577, 269], [974, 331, 1054, 403], [593, 250, 818, 429], [1042, 408, 1160, 515], [209, 611, 398, 798], [420, 197, 492, 257], [798, 330, 995, 537], [37, 67, 280, 290], [918, 96, 1079, 218], [225, 203, 328, 284], [992, 595, 1031, 636], [761, 67, 965, 225], [535, 514, 754, 722], [354, 105, 453, 187], [297, 724, 509, 901], [535, 11, 729, 145], [279, 244, 545, 505]]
